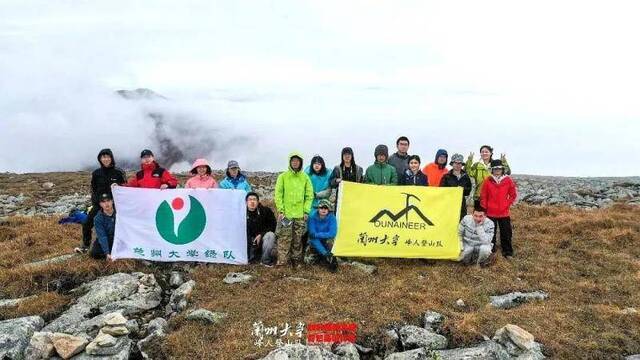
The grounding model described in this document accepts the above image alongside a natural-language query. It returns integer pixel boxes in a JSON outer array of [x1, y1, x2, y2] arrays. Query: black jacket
[[91, 149, 126, 204], [440, 169, 472, 197], [247, 204, 277, 240], [400, 169, 428, 186]]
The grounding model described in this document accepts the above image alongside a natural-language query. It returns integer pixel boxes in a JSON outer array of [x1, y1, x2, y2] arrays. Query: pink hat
[[190, 158, 212, 175]]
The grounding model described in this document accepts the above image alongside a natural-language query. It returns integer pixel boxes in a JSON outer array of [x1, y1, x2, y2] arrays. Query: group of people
[[78, 136, 518, 270]]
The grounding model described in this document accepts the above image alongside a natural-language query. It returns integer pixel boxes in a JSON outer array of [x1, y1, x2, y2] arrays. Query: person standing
[[305, 155, 332, 217], [422, 149, 449, 187], [365, 145, 398, 185], [480, 160, 517, 258], [440, 153, 473, 220], [388, 136, 411, 181], [126, 149, 178, 189], [466, 145, 511, 200], [274, 152, 314, 267], [219, 160, 252, 192], [76, 149, 126, 254], [185, 158, 218, 189], [400, 155, 428, 186]]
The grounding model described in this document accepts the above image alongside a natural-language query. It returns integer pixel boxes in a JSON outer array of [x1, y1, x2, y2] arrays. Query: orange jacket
[[422, 162, 448, 187]]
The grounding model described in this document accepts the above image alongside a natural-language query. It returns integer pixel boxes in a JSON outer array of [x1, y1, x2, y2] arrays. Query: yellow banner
[[332, 182, 462, 259]]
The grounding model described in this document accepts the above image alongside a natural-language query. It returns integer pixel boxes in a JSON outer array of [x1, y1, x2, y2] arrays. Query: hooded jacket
[[94, 209, 116, 255], [465, 157, 512, 199], [308, 212, 337, 240], [275, 152, 314, 219], [127, 161, 178, 189], [400, 169, 428, 186], [186, 159, 218, 189], [91, 149, 126, 204], [219, 170, 252, 192], [422, 149, 449, 187], [305, 159, 332, 209], [480, 175, 517, 218], [365, 145, 398, 185]]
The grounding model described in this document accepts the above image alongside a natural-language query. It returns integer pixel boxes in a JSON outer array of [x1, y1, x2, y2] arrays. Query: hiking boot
[[74, 246, 88, 254], [504, 255, 513, 261], [325, 254, 338, 272], [261, 262, 274, 268]]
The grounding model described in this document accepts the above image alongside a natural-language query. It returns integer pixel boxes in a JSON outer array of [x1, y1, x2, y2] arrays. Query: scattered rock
[[24, 331, 55, 360], [85, 334, 131, 356], [260, 344, 340, 359], [168, 280, 196, 313], [493, 324, 545, 358], [169, 271, 185, 288], [434, 340, 511, 359], [103, 313, 128, 327], [23, 254, 77, 269], [42, 182, 55, 189], [384, 348, 429, 360], [341, 260, 377, 275], [223, 272, 253, 284], [147, 318, 168, 335], [0, 316, 44, 360], [455, 299, 466, 308], [398, 325, 448, 350], [137, 318, 168, 360], [185, 309, 227, 325], [100, 325, 130, 336], [490, 291, 549, 309], [626, 355, 640, 360], [334, 342, 360, 359], [621, 307, 638, 315], [51, 333, 88, 359], [0, 295, 37, 310], [422, 311, 445, 332]]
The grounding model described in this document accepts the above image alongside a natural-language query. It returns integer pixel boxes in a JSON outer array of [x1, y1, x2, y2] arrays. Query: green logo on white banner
[[155, 196, 206, 245]]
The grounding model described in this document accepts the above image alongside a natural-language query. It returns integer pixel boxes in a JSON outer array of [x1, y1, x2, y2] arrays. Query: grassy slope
[[0, 173, 639, 359]]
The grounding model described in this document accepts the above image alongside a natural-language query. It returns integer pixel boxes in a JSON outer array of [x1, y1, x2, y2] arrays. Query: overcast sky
[[1, 1, 638, 176]]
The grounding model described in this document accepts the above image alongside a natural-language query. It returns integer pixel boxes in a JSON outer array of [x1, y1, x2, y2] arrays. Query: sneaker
[[74, 246, 88, 254], [504, 255, 513, 261], [261, 262, 274, 268], [325, 254, 338, 272]]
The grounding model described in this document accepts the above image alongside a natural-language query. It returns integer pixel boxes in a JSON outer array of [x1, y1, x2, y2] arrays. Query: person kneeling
[[458, 205, 495, 267], [308, 200, 338, 272], [90, 193, 116, 261], [246, 192, 277, 266]]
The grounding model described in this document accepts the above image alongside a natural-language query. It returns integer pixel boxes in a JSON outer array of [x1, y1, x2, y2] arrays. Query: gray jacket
[[458, 215, 494, 247], [388, 152, 410, 180]]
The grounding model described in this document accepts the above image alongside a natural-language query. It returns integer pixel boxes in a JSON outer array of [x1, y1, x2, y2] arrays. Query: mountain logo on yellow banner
[[370, 193, 434, 230]]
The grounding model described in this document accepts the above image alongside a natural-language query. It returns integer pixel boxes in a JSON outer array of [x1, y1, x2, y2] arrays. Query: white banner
[[111, 187, 247, 264]]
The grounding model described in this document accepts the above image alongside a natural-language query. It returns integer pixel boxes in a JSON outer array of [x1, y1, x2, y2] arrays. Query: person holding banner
[[305, 155, 332, 217], [307, 199, 338, 272], [441, 153, 473, 220], [90, 193, 116, 260], [77, 148, 126, 254], [275, 152, 314, 267], [185, 158, 218, 189], [219, 160, 252, 192], [125, 149, 178, 189], [365, 144, 398, 185], [480, 160, 517, 258], [400, 155, 428, 186], [246, 192, 277, 266], [466, 145, 511, 200], [422, 149, 449, 187], [458, 205, 495, 266], [388, 136, 411, 181]]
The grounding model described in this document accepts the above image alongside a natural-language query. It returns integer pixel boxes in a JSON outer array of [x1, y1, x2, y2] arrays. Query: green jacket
[[465, 157, 511, 199], [275, 152, 314, 219], [365, 161, 398, 185]]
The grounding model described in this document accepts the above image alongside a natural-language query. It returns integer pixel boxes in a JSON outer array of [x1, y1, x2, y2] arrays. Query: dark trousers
[[81, 204, 101, 247], [89, 237, 113, 259], [489, 217, 513, 256], [460, 201, 467, 222]]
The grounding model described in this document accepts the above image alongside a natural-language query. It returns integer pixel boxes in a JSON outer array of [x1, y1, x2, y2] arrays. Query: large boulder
[[168, 280, 196, 313], [24, 332, 55, 360], [489, 291, 549, 310], [0, 316, 44, 360], [50, 333, 88, 359]]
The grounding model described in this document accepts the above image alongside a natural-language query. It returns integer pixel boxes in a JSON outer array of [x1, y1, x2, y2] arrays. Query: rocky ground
[[0, 172, 639, 359]]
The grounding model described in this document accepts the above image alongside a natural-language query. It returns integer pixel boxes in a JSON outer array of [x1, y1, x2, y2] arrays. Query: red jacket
[[480, 175, 517, 218], [127, 162, 178, 189], [422, 162, 448, 187]]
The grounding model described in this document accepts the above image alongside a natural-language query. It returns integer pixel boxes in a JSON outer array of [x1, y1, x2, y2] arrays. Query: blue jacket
[[94, 210, 116, 255], [308, 213, 337, 240], [219, 171, 252, 192], [305, 166, 332, 209]]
